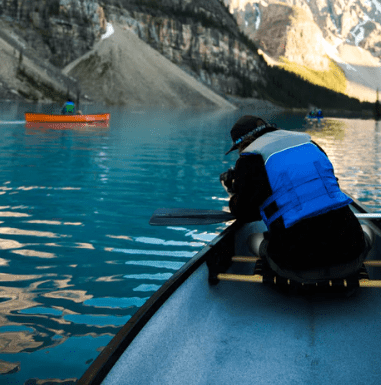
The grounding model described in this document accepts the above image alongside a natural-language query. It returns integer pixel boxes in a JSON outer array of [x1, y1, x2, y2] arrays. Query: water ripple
[[305, 118, 381, 211], [110, 248, 197, 258], [125, 260, 185, 270]]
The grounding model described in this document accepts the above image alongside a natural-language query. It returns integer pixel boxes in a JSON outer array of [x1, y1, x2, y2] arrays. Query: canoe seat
[[214, 256, 381, 291]]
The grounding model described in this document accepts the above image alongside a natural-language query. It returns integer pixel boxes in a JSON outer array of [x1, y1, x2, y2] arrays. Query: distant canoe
[[25, 113, 110, 123], [305, 115, 323, 123], [306, 108, 323, 122]]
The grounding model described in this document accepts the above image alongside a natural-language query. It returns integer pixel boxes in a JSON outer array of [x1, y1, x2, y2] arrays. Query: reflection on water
[[0, 103, 238, 382], [0, 102, 380, 382], [305, 119, 381, 210], [25, 122, 110, 130]]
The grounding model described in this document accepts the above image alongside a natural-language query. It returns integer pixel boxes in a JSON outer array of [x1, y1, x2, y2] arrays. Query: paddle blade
[[149, 208, 235, 226]]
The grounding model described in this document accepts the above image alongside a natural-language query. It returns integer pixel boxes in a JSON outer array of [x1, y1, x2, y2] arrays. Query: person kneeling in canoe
[[221, 115, 373, 283], [61, 99, 76, 114]]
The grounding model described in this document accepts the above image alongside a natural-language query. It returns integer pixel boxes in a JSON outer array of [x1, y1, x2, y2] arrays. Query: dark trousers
[[262, 206, 369, 282]]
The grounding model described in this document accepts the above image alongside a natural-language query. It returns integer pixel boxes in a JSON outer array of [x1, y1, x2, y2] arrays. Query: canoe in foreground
[[25, 113, 110, 123], [78, 195, 381, 385]]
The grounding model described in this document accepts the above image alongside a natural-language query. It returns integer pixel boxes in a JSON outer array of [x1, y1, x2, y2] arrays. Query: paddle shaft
[[149, 208, 381, 226], [355, 213, 381, 219], [149, 208, 235, 226]]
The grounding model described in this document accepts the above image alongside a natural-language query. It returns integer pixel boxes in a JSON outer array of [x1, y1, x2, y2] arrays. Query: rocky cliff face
[[229, 0, 381, 59], [0, 0, 267, 103], [0, 0, 107, 67], [247, 2, 330, 70]]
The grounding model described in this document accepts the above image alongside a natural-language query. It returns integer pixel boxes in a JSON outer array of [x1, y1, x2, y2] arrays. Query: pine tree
[[375, 88, 381, 119]]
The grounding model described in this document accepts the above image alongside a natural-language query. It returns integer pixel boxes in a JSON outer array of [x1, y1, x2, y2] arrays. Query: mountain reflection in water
[[0, 103, 380, 383]]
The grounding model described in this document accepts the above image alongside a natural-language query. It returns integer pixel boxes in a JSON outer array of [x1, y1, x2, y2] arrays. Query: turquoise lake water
[[0, 101, 380, 383]]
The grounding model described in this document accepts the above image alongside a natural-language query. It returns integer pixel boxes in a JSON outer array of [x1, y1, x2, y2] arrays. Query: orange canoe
[[25, 113, 110, 123]]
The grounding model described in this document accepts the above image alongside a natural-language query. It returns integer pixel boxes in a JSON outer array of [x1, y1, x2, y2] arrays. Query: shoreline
[[288, 107, 376, 120], [0, 95, 378, 120], [227, 97, 379, 120]]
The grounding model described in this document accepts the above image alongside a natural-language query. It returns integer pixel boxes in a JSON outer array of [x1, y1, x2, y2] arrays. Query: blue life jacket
[[241, 130, 352, 228]]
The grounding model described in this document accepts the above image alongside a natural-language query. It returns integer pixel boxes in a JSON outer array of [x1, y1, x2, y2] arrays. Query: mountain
[[0, 0, 378, 109], [228, 0, 381, 102]]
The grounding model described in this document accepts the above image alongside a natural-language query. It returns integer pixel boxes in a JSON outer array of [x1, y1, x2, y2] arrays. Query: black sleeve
[[228, 154, 272, 223]]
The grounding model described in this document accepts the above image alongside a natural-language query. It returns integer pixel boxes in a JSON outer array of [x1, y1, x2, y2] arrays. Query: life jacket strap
[[260, 170, 342, 226]]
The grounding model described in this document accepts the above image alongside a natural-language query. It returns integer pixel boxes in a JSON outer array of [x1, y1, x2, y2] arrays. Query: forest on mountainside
[[261, 65, 374, 112]]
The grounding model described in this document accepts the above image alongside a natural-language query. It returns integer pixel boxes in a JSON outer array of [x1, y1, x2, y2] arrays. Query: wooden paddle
[[149, 208, 381, 226]]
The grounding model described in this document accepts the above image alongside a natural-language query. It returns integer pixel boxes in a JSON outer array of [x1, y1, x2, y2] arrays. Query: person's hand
[[220, 168, 235, 196], [220, 178, 230, 195]]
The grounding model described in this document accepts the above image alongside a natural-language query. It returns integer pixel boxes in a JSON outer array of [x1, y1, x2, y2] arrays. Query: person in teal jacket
[[61, 99, 76, 114]]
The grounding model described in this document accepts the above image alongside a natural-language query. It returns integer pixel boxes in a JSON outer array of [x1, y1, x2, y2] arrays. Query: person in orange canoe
[[61, 99, 76, 114], [220, 115, 373, 283]]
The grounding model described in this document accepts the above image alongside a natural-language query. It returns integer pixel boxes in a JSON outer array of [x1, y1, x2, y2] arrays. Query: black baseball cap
[[225, 115, 268, 155]]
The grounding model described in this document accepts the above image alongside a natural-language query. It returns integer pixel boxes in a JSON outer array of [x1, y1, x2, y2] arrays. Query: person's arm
[[228, 154, 270, 223]]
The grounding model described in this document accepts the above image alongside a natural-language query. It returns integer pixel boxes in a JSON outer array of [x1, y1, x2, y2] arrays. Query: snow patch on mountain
[[101, 23, 115, 40], [350, 14, 371, 46], [254, 4, 261, 29], [371, 0, 381, 13]]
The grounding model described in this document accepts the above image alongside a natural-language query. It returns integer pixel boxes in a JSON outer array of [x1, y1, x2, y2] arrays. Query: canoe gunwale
[[77, 220, 239, 385], [348, 193, 381, 239], [24, 113, 110, 123]]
